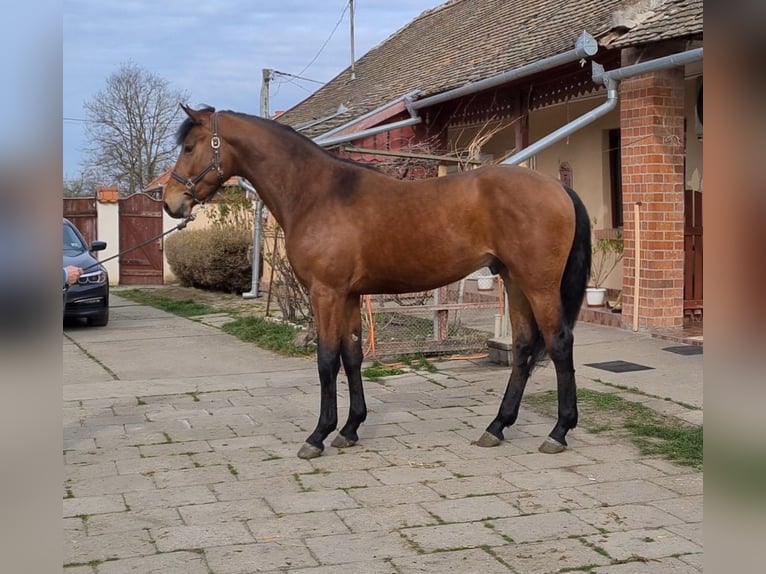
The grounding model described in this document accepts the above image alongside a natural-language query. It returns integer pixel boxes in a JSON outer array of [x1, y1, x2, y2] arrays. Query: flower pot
[[585, 287, 607, 307], [477, 276, 495, 290]]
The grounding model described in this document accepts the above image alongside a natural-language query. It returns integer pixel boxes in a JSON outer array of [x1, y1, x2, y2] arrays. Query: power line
[[296, 1, 350, 78]]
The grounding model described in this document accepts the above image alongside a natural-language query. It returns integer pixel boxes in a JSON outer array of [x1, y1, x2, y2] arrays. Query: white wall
[[95, 201, 120, 285]]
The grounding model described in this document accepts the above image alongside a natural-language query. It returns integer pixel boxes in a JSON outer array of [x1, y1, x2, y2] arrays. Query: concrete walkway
[[64, 295, 702, 573]]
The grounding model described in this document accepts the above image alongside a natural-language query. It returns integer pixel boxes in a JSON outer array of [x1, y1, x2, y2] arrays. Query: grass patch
[[118, 289, 217, 317], [221, 316, 313, 356], [401, 354, 438, 372], [525, 388, 702, 469], [363, 362, 406, 381]]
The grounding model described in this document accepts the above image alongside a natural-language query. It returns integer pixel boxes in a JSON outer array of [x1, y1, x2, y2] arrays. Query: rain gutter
[[314, 32, 598, 148], [503, 47, 704, 165]]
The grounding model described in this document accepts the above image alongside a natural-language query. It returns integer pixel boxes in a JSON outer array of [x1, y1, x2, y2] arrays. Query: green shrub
[[165, 226, 252, 293]]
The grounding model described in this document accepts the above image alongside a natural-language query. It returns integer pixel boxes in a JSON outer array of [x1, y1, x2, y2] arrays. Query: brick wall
[[619, 47, 686, 330]]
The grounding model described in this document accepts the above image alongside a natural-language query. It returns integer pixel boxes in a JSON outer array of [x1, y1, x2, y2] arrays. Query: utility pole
[[242, 68, 272, 299], [349, 0, 356, 80]]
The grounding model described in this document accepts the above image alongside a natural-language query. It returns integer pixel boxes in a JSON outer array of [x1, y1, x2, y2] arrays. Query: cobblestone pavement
[[64, 295, 702, 573]]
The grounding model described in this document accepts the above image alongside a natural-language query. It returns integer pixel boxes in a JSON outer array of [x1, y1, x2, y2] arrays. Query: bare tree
[[82, 62, 189, 195]]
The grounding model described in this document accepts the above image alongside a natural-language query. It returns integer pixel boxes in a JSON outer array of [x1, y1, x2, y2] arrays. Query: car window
[[63, 223, 87, 254]]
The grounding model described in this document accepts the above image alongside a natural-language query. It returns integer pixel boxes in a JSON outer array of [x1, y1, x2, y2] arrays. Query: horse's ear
[[180, 103, 196, 120]]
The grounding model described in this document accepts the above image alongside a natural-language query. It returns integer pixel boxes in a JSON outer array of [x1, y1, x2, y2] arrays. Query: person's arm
[[64, 265, 83, 287]]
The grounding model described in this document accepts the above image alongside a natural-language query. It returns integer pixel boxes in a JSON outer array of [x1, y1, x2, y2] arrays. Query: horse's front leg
[[298, 287, 344, 460], [332, 296, 366, 449]]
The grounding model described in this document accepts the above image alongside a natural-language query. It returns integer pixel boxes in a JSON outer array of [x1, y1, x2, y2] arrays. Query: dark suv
[[63, 218, 110, 326]]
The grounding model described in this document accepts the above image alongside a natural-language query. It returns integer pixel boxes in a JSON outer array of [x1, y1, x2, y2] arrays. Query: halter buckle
[[211, 136, 221, 149]]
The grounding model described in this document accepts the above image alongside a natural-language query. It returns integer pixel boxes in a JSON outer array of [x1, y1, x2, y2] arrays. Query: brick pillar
[[619, 46, 686, 331]]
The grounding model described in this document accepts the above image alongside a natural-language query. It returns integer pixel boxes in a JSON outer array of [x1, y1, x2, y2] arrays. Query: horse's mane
[[175, 105, 382, 175]]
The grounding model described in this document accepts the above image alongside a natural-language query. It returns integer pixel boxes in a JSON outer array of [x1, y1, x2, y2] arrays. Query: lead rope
[[78, 212, 197, 274]]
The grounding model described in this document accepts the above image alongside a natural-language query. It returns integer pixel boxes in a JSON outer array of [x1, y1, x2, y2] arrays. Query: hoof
[[475, 431, 502, 448], [538, 436, 567, 454], [297, 443, 323, 459], [330, 434, 357, 449]]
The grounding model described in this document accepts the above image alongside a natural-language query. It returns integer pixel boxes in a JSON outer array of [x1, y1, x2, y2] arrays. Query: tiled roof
[[610, 0, 702, 47], [277, 0, 702, 137]]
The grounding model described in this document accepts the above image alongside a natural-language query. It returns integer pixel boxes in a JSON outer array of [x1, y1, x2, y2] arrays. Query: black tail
[[560, 185, 591, 329], [525, 185, 590, 372]]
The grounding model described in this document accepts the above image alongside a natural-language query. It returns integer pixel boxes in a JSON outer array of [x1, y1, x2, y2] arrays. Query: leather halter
[[170, 112, 226, 203]]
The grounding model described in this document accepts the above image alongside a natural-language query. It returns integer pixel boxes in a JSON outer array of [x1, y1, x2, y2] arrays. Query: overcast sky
[[63, 0, 441, 180]]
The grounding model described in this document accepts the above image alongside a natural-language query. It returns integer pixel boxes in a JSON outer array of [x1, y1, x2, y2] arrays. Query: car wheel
[[88, 309, 109, 327]]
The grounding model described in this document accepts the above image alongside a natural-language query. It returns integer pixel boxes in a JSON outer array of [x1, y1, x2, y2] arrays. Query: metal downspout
[[314, 32, 598, 148], [503, 78, 618, 165], [503, 47, 704, 166]]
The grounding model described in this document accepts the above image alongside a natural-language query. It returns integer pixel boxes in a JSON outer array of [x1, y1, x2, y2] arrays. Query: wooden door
[[119, 193, 164, 284], [63, 197, 97, 245], [683, 189, 703, 316]]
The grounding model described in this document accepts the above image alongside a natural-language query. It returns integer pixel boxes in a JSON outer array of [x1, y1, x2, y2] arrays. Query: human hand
[[65, 265, 83, 286]]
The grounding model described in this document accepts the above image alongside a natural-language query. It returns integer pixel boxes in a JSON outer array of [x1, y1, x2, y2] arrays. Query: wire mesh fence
[[361, 277, 505, 360]]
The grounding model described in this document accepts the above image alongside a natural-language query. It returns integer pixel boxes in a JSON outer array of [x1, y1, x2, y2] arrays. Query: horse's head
[[163, 104, 230, 219]]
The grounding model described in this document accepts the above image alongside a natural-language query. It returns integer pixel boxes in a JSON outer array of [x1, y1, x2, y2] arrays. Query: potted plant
[[587, 225, 623, 307]]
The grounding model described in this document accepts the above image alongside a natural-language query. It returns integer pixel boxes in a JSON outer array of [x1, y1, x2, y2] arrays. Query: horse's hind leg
[[331, 297, 367, 449], [539, 321, 578, 454], [477, 282, 541, 447], [529, 299, 578, 454]]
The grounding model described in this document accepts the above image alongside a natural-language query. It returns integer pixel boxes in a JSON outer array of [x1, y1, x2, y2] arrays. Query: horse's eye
[[184, 144, 193, 153]]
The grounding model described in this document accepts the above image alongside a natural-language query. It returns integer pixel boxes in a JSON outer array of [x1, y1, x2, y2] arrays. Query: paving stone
[[247, 510, 350, 542], [62, 566, 94, 574], [573, 504, 684, 531], [178, 498, 274, 525], [423, 494, 520, 523], [346, 483, 443, 506], [576, 479, 678, 505], [575, 444, 643, 462], [489, 511, 598, 543], [678, 552, 704, 570], [67, 473, 156, 497], [491, 537, 611, 573], [665, 521, 703, 546], [427, 475, 518, 499], [442, 456, 526, 477], [305, 532, 416, 565], [85, 507, 184, 535], [213, 476, 303, 501], [572, 460, 665, 481], [401, 522, 508, 552], [266, 489, 359, 514], [287, 559, 398, 574], [63, 494, 126, 518], [392, 548, 512, 573], [123, 485, 216, 510], [153, 522, 255, 552], [96, 550, 210, 574], [64, 530, 155, 565], [650, 473, 703, 496], [501, 467, 595, 490], [205, 542, 318, 573], [583, 527, 702, 562], [152, 465, 237, 488], [115, 454, 195, 475], [308, 451, 392, 472], [511, 450, 595, 470], [592, 556, 700, 573], [499, 487, 601, 514], [650, 496, 704, 523], [337, 503, 437, 533], [138, 440, 213, 457], [65, 461, 119, 481], [370, 464, 454, 485], [299, 469, 383, 490]]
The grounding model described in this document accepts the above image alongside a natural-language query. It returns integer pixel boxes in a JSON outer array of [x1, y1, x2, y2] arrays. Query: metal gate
[[63, 197, 97, 245], [119, 193, 164, 284], [683, 189, 703, 317]]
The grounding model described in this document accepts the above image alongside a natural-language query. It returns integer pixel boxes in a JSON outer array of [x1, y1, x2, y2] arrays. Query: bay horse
[[163, 105, 591, 459]]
